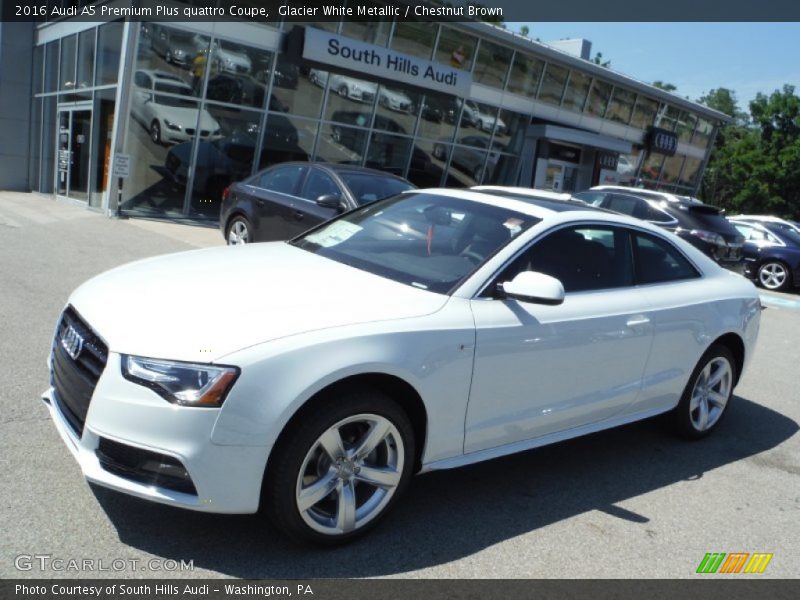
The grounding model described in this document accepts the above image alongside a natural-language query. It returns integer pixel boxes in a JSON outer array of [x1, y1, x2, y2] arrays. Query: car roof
[[259, 161, 413, 184], [415, 188, 634, 222], [471, 186, 574, 202]]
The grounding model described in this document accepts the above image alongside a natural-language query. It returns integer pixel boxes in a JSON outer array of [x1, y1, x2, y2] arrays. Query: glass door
[[55, 106, 93, 202]]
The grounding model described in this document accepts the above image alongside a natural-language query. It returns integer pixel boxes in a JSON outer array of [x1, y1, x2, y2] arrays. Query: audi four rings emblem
[[60, 325, 84, 360]]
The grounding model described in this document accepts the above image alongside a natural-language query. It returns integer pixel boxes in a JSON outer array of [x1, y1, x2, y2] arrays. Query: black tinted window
[[302, 169, 340, 201], [500, 226, 634, 293], [256, 166, 304, 195], [635, 233, 700, 284], [338, 172, 414, 205], [573, 191, 606, 206], [607, 194, 640, 217], [636, 202, 674, 223]]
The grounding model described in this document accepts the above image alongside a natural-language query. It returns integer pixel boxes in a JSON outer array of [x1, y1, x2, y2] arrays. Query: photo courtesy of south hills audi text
[[14, 584, 314, 597]]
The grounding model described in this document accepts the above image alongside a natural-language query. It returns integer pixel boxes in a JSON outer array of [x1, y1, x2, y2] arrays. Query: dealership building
[[0, 2, 730, 220]]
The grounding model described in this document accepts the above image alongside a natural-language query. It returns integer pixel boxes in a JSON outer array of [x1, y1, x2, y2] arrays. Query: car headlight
[[164, 119, 181, 131], [122, 355, 239, 407]]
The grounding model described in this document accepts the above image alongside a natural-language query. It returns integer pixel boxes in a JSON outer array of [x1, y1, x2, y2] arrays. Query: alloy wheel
[[295, 413, 404, 536], [689, 357, 733, 432], [758, 262, 788, 290], [227, 219, 250, 245]]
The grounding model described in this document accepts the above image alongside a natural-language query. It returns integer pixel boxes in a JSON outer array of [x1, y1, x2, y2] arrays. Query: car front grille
[[51, 307, 108, 437]]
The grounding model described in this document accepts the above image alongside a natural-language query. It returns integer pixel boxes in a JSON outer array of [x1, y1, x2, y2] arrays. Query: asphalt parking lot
[[1, 192, 798, 579]]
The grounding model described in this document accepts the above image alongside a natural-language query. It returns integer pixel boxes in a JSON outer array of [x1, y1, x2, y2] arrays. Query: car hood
[[68, 243, 449, 363], [153, 105, 219, 132]]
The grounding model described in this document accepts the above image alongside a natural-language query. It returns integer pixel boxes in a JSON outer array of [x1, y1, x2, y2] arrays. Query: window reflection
[[606, 88, 636, 124], [390, 22, 437, 60], [417, 94, 459, 143], [321, 70, 377, 122], [77, 29, 95, 89], [365, 133, 413, 176], [676, 111, 698, 144], [318, 122, 367, 165], [678, 156, 702, 187], [585, 80, 612, 117], [507, 53, 544, 97], [630, 96, 658, 129], [408, 139, 448, 187], [435, 27, 476, 71], [187, 105, 261, 217], [260, 113, 312, 168], [96, 21, 123, 85], [562, 71, 591, 113], [45, 41, 58, 93], [659, 154, 684, 186], [341, 15, 391, 46], [473, 40, 512, 89], [538, 64, 568, 105], [273, 62, 324, 119], [640, 152, 665, 183], [60, 35, 76, 90]]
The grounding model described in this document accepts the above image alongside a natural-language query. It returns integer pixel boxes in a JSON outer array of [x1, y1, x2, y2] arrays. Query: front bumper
[[43, 352, 268, 514]]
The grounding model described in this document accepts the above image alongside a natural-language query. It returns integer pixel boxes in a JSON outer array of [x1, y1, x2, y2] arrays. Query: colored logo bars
[[696, 553, 773, 574]]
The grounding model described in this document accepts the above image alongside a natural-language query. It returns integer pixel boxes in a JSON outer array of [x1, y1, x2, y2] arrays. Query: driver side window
[[495, 225, 635, 293]]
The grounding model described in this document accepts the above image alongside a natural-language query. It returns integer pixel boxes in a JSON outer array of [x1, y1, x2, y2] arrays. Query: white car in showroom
[[131, 70, 221, 145], [308, 69, 377, 103], [43, 189, 760, 544]]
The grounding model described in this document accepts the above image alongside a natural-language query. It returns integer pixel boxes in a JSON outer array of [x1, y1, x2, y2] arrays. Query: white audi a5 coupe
[[43, 190, 760, 544]]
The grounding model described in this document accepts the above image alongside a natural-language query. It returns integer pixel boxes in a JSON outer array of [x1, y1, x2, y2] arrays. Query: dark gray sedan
[[220, 162, 415, 244]]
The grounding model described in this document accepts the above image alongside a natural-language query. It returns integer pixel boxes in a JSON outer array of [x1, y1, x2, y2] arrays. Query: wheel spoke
[[690, 390, 703, 411], [297, 472, 337, 512], [318, 428, 346, 461], [696, 398, 710, 430], [708, 390, 728, 408], [708, 365, 727, 388], [355, 465, 401, 489], [353, 419, 391, 459], [335, 480, 357, 532]]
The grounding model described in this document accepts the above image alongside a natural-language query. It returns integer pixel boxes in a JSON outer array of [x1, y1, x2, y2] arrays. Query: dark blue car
[[729, 219, 800, 291]]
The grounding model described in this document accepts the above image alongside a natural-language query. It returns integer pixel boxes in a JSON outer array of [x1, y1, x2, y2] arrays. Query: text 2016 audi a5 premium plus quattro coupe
[[43, 189, 761, 544]]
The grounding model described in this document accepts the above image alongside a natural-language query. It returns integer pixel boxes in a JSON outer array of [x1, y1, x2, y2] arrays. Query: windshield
[[291, 192, 539, 294], [338, 172, 415, 205]]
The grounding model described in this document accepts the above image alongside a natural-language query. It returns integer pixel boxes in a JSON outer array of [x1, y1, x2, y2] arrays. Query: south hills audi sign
[[299, 26, 472, 97]]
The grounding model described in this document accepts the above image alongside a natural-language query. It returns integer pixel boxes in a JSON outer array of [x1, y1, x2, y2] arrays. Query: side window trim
[[475, 221, 638, 298], [254, 165, 307, 199]]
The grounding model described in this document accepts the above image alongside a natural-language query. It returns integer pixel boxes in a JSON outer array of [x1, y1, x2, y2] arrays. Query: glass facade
[[26, 18, 722, 216]]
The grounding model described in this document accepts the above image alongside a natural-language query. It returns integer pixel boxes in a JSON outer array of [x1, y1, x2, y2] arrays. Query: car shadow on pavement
[[91, 395, 798, 577]]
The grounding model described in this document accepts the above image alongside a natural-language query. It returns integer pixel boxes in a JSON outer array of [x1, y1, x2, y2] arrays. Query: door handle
[[626, 316, 651, 328], [293, 211, 305, 220]]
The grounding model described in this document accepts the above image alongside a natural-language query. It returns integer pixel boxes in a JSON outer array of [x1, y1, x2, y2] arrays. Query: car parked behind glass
[[575, 186, 745, 269], [729, 218, 800, 291], [220, 162, 415, 244]]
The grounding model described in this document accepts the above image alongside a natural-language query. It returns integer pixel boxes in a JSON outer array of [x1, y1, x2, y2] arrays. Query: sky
[[513, 22, 800, 109]]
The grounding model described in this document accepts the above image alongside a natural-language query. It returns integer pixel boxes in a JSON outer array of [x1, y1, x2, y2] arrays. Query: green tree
[[700, 85, 800, 219], [652, 81, 677, 92], [519, 25, 529, 37], [592, 52, 610, 68]]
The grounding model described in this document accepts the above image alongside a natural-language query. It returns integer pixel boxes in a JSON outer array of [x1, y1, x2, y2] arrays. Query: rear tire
[[671, 344, 736, 439], [226, 215, 252, 245], [263, 388, 415, 545]]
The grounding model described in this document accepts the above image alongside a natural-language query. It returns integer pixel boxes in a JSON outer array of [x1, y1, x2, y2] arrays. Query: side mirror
[[501, 271, 564, 305], [316, 194, 345, 211]]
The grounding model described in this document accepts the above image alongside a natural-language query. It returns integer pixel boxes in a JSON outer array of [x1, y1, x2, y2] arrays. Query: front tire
[[758, 260, 791, 291], [264, 388, 415, 545], [671, 344, 736, 439]]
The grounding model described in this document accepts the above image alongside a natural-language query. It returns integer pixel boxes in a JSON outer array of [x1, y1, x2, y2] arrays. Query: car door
[[465, 223, 654, 453], [248, 165, 307, 241]]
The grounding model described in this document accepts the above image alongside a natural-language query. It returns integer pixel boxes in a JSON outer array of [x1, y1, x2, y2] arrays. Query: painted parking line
[[759, 292, 800, 310]]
